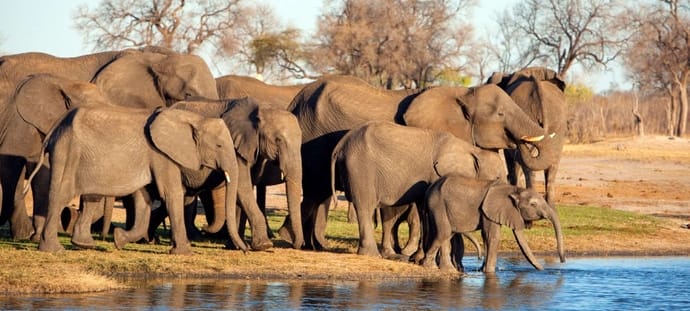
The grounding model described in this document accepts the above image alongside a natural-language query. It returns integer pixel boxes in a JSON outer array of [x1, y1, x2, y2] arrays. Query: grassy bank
[[1, 204, 689, 294]]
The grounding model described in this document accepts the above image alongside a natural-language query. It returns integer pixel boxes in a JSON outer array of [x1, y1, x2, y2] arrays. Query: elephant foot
[[439, 263, 459, 273], [381, 247, 397, 259], [71, 235, 97, 249], [30, 232, 41, 242], [421, 258, 438, 269], [277, 226, 294, 244], [357, 247, 382, 258], [113, 227, 128, 250], [11, 222, 34, 240], [38, 240, 65, 253], [250, 239, 273, 251], [169, 244, 193, 255]]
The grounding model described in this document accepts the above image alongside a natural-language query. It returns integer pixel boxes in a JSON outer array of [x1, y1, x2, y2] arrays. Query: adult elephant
[[216, 75, 305, 236], [216, 75, 304, 110], [0, 48, 220, 240], [31, 106, 243, 254], [165, 97, 304, 250], [486, 67, 567, 206], [282, 75, 550, 250], [0, 50, 126, 239]]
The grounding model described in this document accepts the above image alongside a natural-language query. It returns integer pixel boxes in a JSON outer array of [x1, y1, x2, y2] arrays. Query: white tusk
[[281, 171, 285, 181], [549, 132, 556, 138], [224, 171, 231, 183], [520, 134, 544, 142]]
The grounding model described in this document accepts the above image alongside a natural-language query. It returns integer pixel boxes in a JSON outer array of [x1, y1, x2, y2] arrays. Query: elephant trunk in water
[[281, 152, 305, 249], [546, 205, 566, 263]]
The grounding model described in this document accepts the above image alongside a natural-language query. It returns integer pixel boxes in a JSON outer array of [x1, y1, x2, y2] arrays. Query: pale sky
[[0, 0, 628, 92]]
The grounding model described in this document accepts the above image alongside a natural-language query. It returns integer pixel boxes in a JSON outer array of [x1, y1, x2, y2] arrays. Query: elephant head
[[481, 184, 565, 271], [402, 84, 548, 151], [147, 108, 245, 250], [486, 67, 567, 171], [93, 50, 219, 108]]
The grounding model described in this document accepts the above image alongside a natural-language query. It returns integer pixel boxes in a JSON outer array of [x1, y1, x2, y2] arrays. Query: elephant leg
[[255, 184, 275, 239], [380, 206, 401, 258], [71, 196, 104, 249], [439, 236, 457, 272], [544, 164, 559, 206], [237, 167, 272, 251], [28, 162, 51, 241], [520, 161, 535, 190], [183, 195, 203, 241], [504, 149, 520, 186], [0, 156, 33, 240], [400, 203, 421, 257], [312, 198, 331, 250], [100, 196, 115, 239], [481, 223, 502, 273], [354, 199, 380, 257], [449, 234, 465, 272], [114, 189, 152, 250], [147, 205, 169, 244]]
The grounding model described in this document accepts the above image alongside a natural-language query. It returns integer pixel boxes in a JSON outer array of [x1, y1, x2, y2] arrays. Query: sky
[[0, 0, 629, 92]]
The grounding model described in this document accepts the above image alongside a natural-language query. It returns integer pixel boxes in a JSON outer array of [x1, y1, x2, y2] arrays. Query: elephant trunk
[[223, 168, 247, 252], [505, 105, 550, 148], [518, 133, 564, 171], [281, 156, 304, 249], [546, 205, 566, 263], [513, 229, 544, 270]]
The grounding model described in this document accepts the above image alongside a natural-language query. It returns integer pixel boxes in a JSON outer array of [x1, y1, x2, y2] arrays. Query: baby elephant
[[331, 121, 505, 257], [420, 174, 565, 273]]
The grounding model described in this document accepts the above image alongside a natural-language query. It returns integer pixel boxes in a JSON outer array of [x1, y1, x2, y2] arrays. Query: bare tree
[[625, 0, 690, 136], [495, 0, 629, 78], [310, 0, 476, 89], [74, 0, 249, 54]]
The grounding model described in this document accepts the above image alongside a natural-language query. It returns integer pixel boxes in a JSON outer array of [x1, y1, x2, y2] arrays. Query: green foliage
[[433, 68, 473, 87], [249, 28, 302, 74], [565, 83, 594, 102]]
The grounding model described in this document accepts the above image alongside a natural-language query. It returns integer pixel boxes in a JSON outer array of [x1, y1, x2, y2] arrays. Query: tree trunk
[[632, 91, 644, 137], [678, 73, 689, 136]]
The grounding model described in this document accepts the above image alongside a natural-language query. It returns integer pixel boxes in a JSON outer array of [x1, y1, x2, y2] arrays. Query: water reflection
[[2, 257, 689, 310]]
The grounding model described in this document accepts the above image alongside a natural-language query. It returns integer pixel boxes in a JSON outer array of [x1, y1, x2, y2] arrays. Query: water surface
[[2, 257, 689, 310]]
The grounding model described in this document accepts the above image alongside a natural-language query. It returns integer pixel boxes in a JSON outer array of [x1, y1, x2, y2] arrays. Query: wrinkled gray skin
[[486, 67, 567, 206], [285, 75, 548, 251], [0, 48, 220, 241], [215, 75, 305, 241], [419, 175, 565, 273], [168, 98, 304, 250], [330, 121, 506, 257], [31, 106, 243, 254]]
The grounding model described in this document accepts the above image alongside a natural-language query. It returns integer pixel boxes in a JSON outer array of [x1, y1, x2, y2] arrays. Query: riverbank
[[1, 135, 689, 294]]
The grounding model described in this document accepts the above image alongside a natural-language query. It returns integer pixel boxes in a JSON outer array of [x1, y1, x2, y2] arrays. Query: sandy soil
[[552, 136, 690, 223]]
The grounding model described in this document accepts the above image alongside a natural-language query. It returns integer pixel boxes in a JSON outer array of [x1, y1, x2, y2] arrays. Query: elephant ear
[[481, 184, 525, 231], [508, 67, 566, 91], [148, 108, 202, 170], [403, 87, 472, 140], [486, 72, 510, 88], [224, 98, 259, 163]]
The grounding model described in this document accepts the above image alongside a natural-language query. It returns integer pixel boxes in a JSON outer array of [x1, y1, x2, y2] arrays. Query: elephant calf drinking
[[419, 174, 566, 273]]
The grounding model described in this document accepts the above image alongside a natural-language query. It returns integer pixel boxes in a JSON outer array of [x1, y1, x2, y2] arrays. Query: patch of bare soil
[[553, 135, 690, 221]]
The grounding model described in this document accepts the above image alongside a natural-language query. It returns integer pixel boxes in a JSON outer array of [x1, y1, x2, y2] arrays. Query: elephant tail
[[23, 108, 80, 195]]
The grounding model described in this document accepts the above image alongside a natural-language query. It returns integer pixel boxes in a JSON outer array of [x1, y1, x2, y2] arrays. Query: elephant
[[215, 74, 306, 238], [419, 174, 565, 273], [330, 121, 506, 257], [29, 105, 244, 254], [216, 75, 304, 110], [162, 97, 304, 250], [0, 47, 220, 241], [486, 67, 567, 206], [283, 75, 549, 251]]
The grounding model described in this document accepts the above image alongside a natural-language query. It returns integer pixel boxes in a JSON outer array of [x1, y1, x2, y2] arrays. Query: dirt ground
[[552, 135, 690, 223]]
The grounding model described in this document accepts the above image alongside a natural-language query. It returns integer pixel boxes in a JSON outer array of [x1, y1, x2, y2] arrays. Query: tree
[[495, 0, 629, 78], [625, 0, 690, 137], [310, 0, 476, 89], [74, 0, 249, 55]]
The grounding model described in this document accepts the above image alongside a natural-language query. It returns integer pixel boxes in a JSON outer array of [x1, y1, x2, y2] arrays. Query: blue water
[[2, 257, 689, 310]]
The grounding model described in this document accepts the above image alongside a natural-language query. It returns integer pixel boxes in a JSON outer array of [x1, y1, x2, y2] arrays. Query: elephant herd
[[0, 47, 567, 273]]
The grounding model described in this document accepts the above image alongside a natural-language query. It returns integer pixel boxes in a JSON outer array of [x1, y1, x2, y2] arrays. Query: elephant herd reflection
[[0, 47, 568, 273]]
